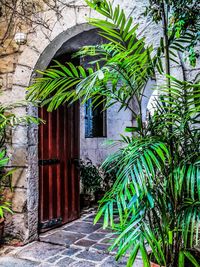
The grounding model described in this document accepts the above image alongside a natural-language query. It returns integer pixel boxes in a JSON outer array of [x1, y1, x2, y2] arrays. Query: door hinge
[[38, 158, 60, 166]]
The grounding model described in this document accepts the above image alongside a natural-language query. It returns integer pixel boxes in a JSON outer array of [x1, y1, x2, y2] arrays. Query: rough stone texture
[[17, 47, 40, 68], [76, 250, 108, 261], [55, 257, 76, 266], [0, 0, 199, 243], [102, 256, 143, 267], [40, 231, 85, 246], [0, 54, 17, 74], [87, 233, 106, 241], [91, 243, 110, 252], [0, 210, 143, 266], [64, 222, 101, 234], [4, 213, 29, 241], [13, 65, 33, 87], [16, 242, 66, 261], [74, 239, 97, 247], [74, 261, 96, 267], [12, 126, 28, 145], [61, 247, 80, 256], [8, 145, 28, 167], [0, 257, 39, 267]]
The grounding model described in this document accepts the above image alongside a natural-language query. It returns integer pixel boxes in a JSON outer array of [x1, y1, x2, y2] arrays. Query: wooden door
[[38, 102, 80, 231]]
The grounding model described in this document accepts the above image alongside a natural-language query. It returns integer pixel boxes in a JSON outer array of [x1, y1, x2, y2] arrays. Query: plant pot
[[150, 262, 164, 267], [146, 253, 165, 267], [0, 218, 5, 244]]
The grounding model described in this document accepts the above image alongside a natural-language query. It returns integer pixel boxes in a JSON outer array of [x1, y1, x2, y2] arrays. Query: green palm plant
[[0, 101, 41, 222], [27, 0, 200, 266], [0, 150, 13, 219], [95, 77, 200, 266]]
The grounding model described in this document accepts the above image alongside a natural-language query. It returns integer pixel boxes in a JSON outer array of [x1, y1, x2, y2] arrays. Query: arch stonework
[[6, 23, 95, 243], [3, 13, 156, 242], [7, 22, 133, 242], [3, 0, 198, 243]]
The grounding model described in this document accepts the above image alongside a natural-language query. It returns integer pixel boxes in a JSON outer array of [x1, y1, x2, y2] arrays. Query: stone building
[[0, 0, 199, 243]]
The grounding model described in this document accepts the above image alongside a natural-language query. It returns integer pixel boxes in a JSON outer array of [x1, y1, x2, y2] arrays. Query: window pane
[[85, 96, 106, 138]]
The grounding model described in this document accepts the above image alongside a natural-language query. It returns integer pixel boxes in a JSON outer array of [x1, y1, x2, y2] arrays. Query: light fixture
[[14, 32, 27, 45]]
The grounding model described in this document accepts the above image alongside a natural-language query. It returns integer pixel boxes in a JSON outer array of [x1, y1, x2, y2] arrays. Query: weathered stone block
[[28, 125, 38, 146], [0, 257, 39, 267], [75, 7, 91, 25], [40, 230, 85, 246], [26, 210, 39, 242], [13, 65, 32, 87], [27, 177, 39, 211], [75, 261, 96, 267], [8, 145, 28, 167], [12, 126, 28, 145], [4, 188, 27, 213], [4, 213, 29, 241], [55, 257, 76, 266], [27, 146, 38, 166], [16, 241, 65, 261], [18, 47, 40, 68], [0, 37, 19, 55], [64, 221, 101, 234], [11, 167, 28, 188], [76, 250, 108, 262], [50, 8, 77, 41], [27, 30, 51, 54], [74, 239, 96, 247], [0, 54, 16, 74]]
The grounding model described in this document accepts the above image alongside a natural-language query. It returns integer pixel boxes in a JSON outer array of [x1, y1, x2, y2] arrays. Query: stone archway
[[8, 23, 96, 243], [8, 23, 156, 243]]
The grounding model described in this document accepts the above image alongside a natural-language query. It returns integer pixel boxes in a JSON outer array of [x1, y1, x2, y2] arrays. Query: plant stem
[[161, 3, 176, 265]]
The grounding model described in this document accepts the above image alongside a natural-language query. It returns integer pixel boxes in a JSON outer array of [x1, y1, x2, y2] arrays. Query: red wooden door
[[38, 102, 80, 231]]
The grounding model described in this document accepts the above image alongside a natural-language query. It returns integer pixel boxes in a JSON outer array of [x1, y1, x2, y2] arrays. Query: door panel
[[38, 103, 80, 231]]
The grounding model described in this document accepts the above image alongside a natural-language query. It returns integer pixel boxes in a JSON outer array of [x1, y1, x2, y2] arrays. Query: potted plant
[[79, 159, 102, 208], [27, 0, 200, 265]]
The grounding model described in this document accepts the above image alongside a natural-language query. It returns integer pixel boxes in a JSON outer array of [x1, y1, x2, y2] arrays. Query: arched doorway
[[37, 28, 106, 231]]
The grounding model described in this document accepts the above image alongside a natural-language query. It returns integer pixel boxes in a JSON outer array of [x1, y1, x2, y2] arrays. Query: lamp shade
[[14, 32, 27, 45]]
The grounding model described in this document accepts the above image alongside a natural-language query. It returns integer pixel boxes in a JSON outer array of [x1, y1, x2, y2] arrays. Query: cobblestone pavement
[[0, 210, 143, 266]]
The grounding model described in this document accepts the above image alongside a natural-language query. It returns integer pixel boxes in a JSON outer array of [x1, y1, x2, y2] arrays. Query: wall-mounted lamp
[[14, 32, 27, 45]]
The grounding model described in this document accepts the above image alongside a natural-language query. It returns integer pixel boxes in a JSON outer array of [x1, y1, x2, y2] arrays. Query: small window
[[85, 96, 107, 138]]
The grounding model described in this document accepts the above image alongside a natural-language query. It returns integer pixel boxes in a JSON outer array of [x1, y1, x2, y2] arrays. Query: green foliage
[[144, 0, 200, 66], [80, 158, 117, 195], [0, 101, 42, 147], [80, 159, 102, 194], [0, 101, 41, 219], [0, 150, 13, 219], [27, 1, 154, 118], [26, 0, 200, 266]]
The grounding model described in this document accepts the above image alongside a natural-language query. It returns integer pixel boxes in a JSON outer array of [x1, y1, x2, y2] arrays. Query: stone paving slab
[[0, 209, 143, 267], [0, 256, 39, 267], [74, 238, 97, 247], [72, 261, 96, 267], [16, 241, 66, 262], [61, 247, 80, 256], [55, 256, 76, 266], [63, 221, 102, 234], [76, 250, 108, 262], [40, 230, 85, 246]]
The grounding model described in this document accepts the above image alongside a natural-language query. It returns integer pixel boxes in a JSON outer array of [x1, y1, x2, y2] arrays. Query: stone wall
[[0, 0, 199, 243], [80, 103, 132, 166]]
